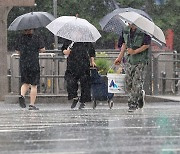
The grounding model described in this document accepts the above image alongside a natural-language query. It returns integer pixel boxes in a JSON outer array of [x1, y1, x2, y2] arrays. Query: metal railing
[[8, 49, 120, 95], [9, 53, 66, 94], [152, 51, 180, 95], [9, 49, 179, 96]]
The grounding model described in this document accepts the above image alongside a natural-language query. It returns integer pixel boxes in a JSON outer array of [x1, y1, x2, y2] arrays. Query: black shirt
[[61, 39, 95, 75], [15, 34, 45, 71]]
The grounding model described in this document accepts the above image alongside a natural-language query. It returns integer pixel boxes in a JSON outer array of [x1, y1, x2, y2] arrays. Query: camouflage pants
[[124, 62, 147, 108]]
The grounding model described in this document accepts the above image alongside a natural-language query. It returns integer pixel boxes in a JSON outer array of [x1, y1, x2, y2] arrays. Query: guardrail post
[[174, 72, 179, 94], [7, 69, 11, 93], [161, 71, 166, 95], [173, 50, 178, 72], [173, 50, 178, 94], [153, 56, 159, 95]]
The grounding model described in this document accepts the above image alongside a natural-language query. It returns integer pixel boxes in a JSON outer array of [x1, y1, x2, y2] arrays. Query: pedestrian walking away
[[62, 39, 96, 109], [114, 23, 151, 112], [15, 29, 45, 110]]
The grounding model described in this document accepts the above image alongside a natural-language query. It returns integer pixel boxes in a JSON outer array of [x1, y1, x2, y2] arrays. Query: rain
[[0, 102, 180, 153], [0, 0, 179, 153]]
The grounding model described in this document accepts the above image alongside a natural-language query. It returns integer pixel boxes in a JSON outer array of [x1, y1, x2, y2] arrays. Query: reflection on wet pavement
[[0, 102, 180, 154]]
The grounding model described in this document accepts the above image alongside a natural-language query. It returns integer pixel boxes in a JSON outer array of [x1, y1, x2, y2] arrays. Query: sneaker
[[79, 102, 86, 109], [29, 105, 39, 110], [128, 106, 137, 112], [19, 95, 26, 108], [71, 97, 79, 109], [138, 90, 145, 109]]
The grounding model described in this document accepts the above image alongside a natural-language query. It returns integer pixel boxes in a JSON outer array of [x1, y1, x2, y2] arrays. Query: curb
[[4, 94, 179, 104]]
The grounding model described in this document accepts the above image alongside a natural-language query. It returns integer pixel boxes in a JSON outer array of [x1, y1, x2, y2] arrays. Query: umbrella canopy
[[46, 16, 101, 42], [99, 7, 153, 35], [8, 12, 55, 31], [118, 11, 166, 44]]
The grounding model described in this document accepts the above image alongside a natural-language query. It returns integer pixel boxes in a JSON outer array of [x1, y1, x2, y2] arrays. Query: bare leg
[[21, 83, 30, 97], [30, 85, 37, 106], [19, 83, 29, 108]]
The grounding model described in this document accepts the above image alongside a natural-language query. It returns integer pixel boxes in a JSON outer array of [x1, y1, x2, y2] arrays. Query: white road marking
[[162, 149, 180, 152], [25, 138, 87, 143], [0, 129, 45, 132]]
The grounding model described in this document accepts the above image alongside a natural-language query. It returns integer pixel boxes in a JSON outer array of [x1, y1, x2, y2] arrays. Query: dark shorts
[[20, 68, 40, 85]]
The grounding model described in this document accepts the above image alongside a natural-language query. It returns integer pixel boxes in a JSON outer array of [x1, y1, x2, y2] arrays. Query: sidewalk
[[153, 95, 180, 102], [0, 101, 180, 154]]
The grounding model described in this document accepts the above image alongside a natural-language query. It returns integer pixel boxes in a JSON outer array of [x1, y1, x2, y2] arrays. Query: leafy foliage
[[7, 0, 180, 52], [95, 52, 112, 75]]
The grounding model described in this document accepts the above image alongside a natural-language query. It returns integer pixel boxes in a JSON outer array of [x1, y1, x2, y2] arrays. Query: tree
[[7, 0, 55, 50], [143, 0, 179, 52], [56, 0, 117, 48], [116, 0, 180, 52], [8, 0, 114, 49], [7, 0, 180, 51]]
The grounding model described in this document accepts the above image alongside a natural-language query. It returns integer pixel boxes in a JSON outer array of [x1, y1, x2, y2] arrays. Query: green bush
[[95, 52, 114, 75]]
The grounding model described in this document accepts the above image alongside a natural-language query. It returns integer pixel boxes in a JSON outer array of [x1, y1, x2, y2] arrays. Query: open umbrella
[[8, 12, 55, 31], [99, 7, 153, 35], [118, 11, 166, 44], [46, 16, 101, 42]]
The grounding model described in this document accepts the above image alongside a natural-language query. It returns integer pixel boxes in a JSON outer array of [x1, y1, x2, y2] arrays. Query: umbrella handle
[[67, 41, 75, 50]]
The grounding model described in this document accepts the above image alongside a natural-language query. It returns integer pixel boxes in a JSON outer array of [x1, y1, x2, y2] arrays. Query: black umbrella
[[99, 7, 153, 35], [8, 12, 55, 31]]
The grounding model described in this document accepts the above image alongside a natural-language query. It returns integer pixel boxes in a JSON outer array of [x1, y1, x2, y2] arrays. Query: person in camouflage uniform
[[114, 24, 151, 112]]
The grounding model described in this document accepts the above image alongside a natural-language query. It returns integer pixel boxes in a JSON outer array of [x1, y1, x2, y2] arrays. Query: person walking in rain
[[114, 23, 151, 112], [62, 39, 96, 109], [15, 29, 45, 110]]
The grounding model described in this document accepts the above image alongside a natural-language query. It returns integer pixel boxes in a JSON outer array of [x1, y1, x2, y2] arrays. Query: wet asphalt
[[0, 101, 180, 154]]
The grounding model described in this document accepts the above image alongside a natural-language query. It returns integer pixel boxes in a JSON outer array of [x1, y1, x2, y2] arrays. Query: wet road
[[0, 101, 180, 154]]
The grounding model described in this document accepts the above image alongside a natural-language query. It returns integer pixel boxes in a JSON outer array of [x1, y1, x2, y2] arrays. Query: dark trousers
[[65, 70, 91, 103]]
